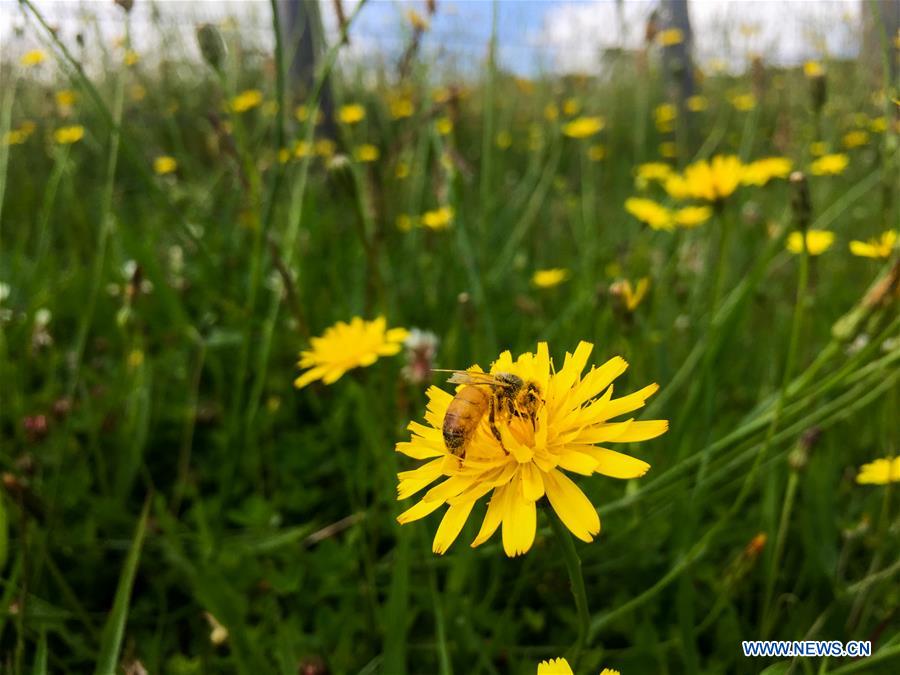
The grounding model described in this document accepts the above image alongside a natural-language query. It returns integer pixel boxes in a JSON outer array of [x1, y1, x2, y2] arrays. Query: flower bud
[[789, 171, 811, 232], [196, 23, 227, 72]]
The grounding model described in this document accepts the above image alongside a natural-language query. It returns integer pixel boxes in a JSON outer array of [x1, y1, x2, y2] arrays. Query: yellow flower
[[496, 130, 512, 149], [849, 231, 897, 259], [20, 50, 46, 67], [390, 98, 414, 119], [532, 268, 570, 289], [809, 141, 828, 157], [293, 140, 312, 158], [353, 144, 380, 163], [657, 28, 684, 46], [786, 229, 834, 255], [406, 9, 430, 31], [3, 122, 36, 146], [127, 349, 144, 369], [659, 141, 677, 159], [682, 155, 743, 202], [562, 116, 604, 139], [741, 157, 793, 186], [395, 342, 667, 556], [588, 144, 606, 161], [729, 92, 756, 111], [395, 161, 410, 179], [856, 456, 900, 485], [435, 116, 454, 135], [809, 153, 849, 176], [625, 197, 673, 231], [842, 130, 869, 149], [663, 173, 690, 200], [54, 125, 85, 145], [421, 206, 454, 230], [803, 61, 825, 78], [536, 658, 619, 675], [295, 105, 322, 124], [654, 103, 677, 128], [687, 95, 708, 112], [338, 103, 366, 125], [396, 214, 413, 231], [544, 104, 559, 121], [562, 97, 580, 116], [869, 116, 887, 133], [433, 87, 451, 104], [124, 49, 139, 66], [230, 89, 263, 113], [154, 155, 177, 175], [636, 162, 673, 183], [315, 138, 335, 158], [673, 205, 712, 228], [278, 148, 291, 164], [294, 317, 408, 388], [55, 89, 77, 108], [610, 278, 650, 312]]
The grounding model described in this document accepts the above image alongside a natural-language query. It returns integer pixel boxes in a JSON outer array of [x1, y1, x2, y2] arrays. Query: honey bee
[[436, 370, 543, 459]]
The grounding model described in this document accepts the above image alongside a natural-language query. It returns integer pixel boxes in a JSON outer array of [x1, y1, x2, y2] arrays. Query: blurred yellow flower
[[294, 316, 408, 388], [127, 349, 144, 369], [659, 141, 677, 158], [741, 157, 793, 186], [3, 122, 36, 146], [353, 144, 379, 162], [124, 49, 139, 66], [562, 97, 580, 116], [654, 103, 676, 132], [421, 206, 454, 230], [54, 125, 85, 145], [625, 197, 673, 231], [278, 148, 291, 164], [682, 154, 743, 201], [786, 229, 834, 255], [562, 116, 604, 139], [842, 130, 869, 149], [396, 214, 413, 231], [230, 89, 263, 113], [396, 341, 667, 556], [154, 155, 177, 175], [295, 105, 322, 124], [588, 144, 606, 161], [315, 138, 335, 158], [809, 153, 849, 176], [849, 231, 897, 259], [20, 50, 46, 67], [496, 130, 512, 149], [406, 9, 430, 31], [809, 141, 828, 156], [55, 90, 77, 108], [435, 116, 454, 135], [687, 95, 708, 112], [663, 173, 690, 200], [395, 161, 410, 179], [544, 103, 559, 121], [657, 28, 684, 46], [856, 456, 900, 485], [433, 87, 451, 104], [636, 162, 673, 183], [674, 205, 712, 228], [293, 140, 312, 158], [610, 277, 650, 311], [729, 92, 756, 111], [390, 97, 414, 119], [338, 103, 366, 125], [130, 84, 146, 102], [532, 268, 570, 288], [803, 61, 824, 78], [869, 116, 888, 133]]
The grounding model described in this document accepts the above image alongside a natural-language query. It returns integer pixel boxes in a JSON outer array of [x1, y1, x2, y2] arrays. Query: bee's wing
[[432, 369, 500, 386]]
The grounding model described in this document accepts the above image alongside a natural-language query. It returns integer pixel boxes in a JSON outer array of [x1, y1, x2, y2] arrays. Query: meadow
[[1, 1, 899, 674]]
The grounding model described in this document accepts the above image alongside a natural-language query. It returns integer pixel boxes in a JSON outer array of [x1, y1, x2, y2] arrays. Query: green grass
[[1, 3, 899, 674]]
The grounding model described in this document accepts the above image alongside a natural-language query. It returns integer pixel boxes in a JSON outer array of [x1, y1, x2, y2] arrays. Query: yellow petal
[[520, 463, 545, 501], [543, 469, 600, 542], [592, 383, 659, 422], [586, 447, 651, 479], [501, 485, 536, 556], [537, 657, 574, 675], [395, 440, 445, 460], [856, 457, 900, 485], [432, 500, 477, 554], [471, 484, 508, 547], [422, 475, 474, 502], [397, 497, 444, 524], [556, 450, 600, 475]]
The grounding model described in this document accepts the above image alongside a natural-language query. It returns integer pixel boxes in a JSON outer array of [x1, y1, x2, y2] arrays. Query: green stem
[[549, 513, 591, 667]]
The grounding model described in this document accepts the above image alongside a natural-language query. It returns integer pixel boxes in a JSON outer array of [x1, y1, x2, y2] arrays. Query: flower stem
[[549, 513, 591, 667]]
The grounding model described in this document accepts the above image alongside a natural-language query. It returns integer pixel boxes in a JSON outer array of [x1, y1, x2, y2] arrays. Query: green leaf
[[0, 492, 7, 574], [32, 631, 48, 675], [93, 498, 151, 675], [759, 662, 792, 675]]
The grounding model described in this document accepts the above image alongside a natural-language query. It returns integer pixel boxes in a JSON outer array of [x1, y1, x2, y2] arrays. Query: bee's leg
[[488, 396, 509, 454]]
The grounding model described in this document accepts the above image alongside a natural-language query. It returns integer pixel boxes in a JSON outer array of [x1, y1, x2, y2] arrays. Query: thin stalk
[[549, 513, 591, 668]]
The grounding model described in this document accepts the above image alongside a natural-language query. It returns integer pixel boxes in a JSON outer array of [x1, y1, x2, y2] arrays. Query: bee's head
[[516, 381, 543, 416], [494, 372, 524, 391]]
